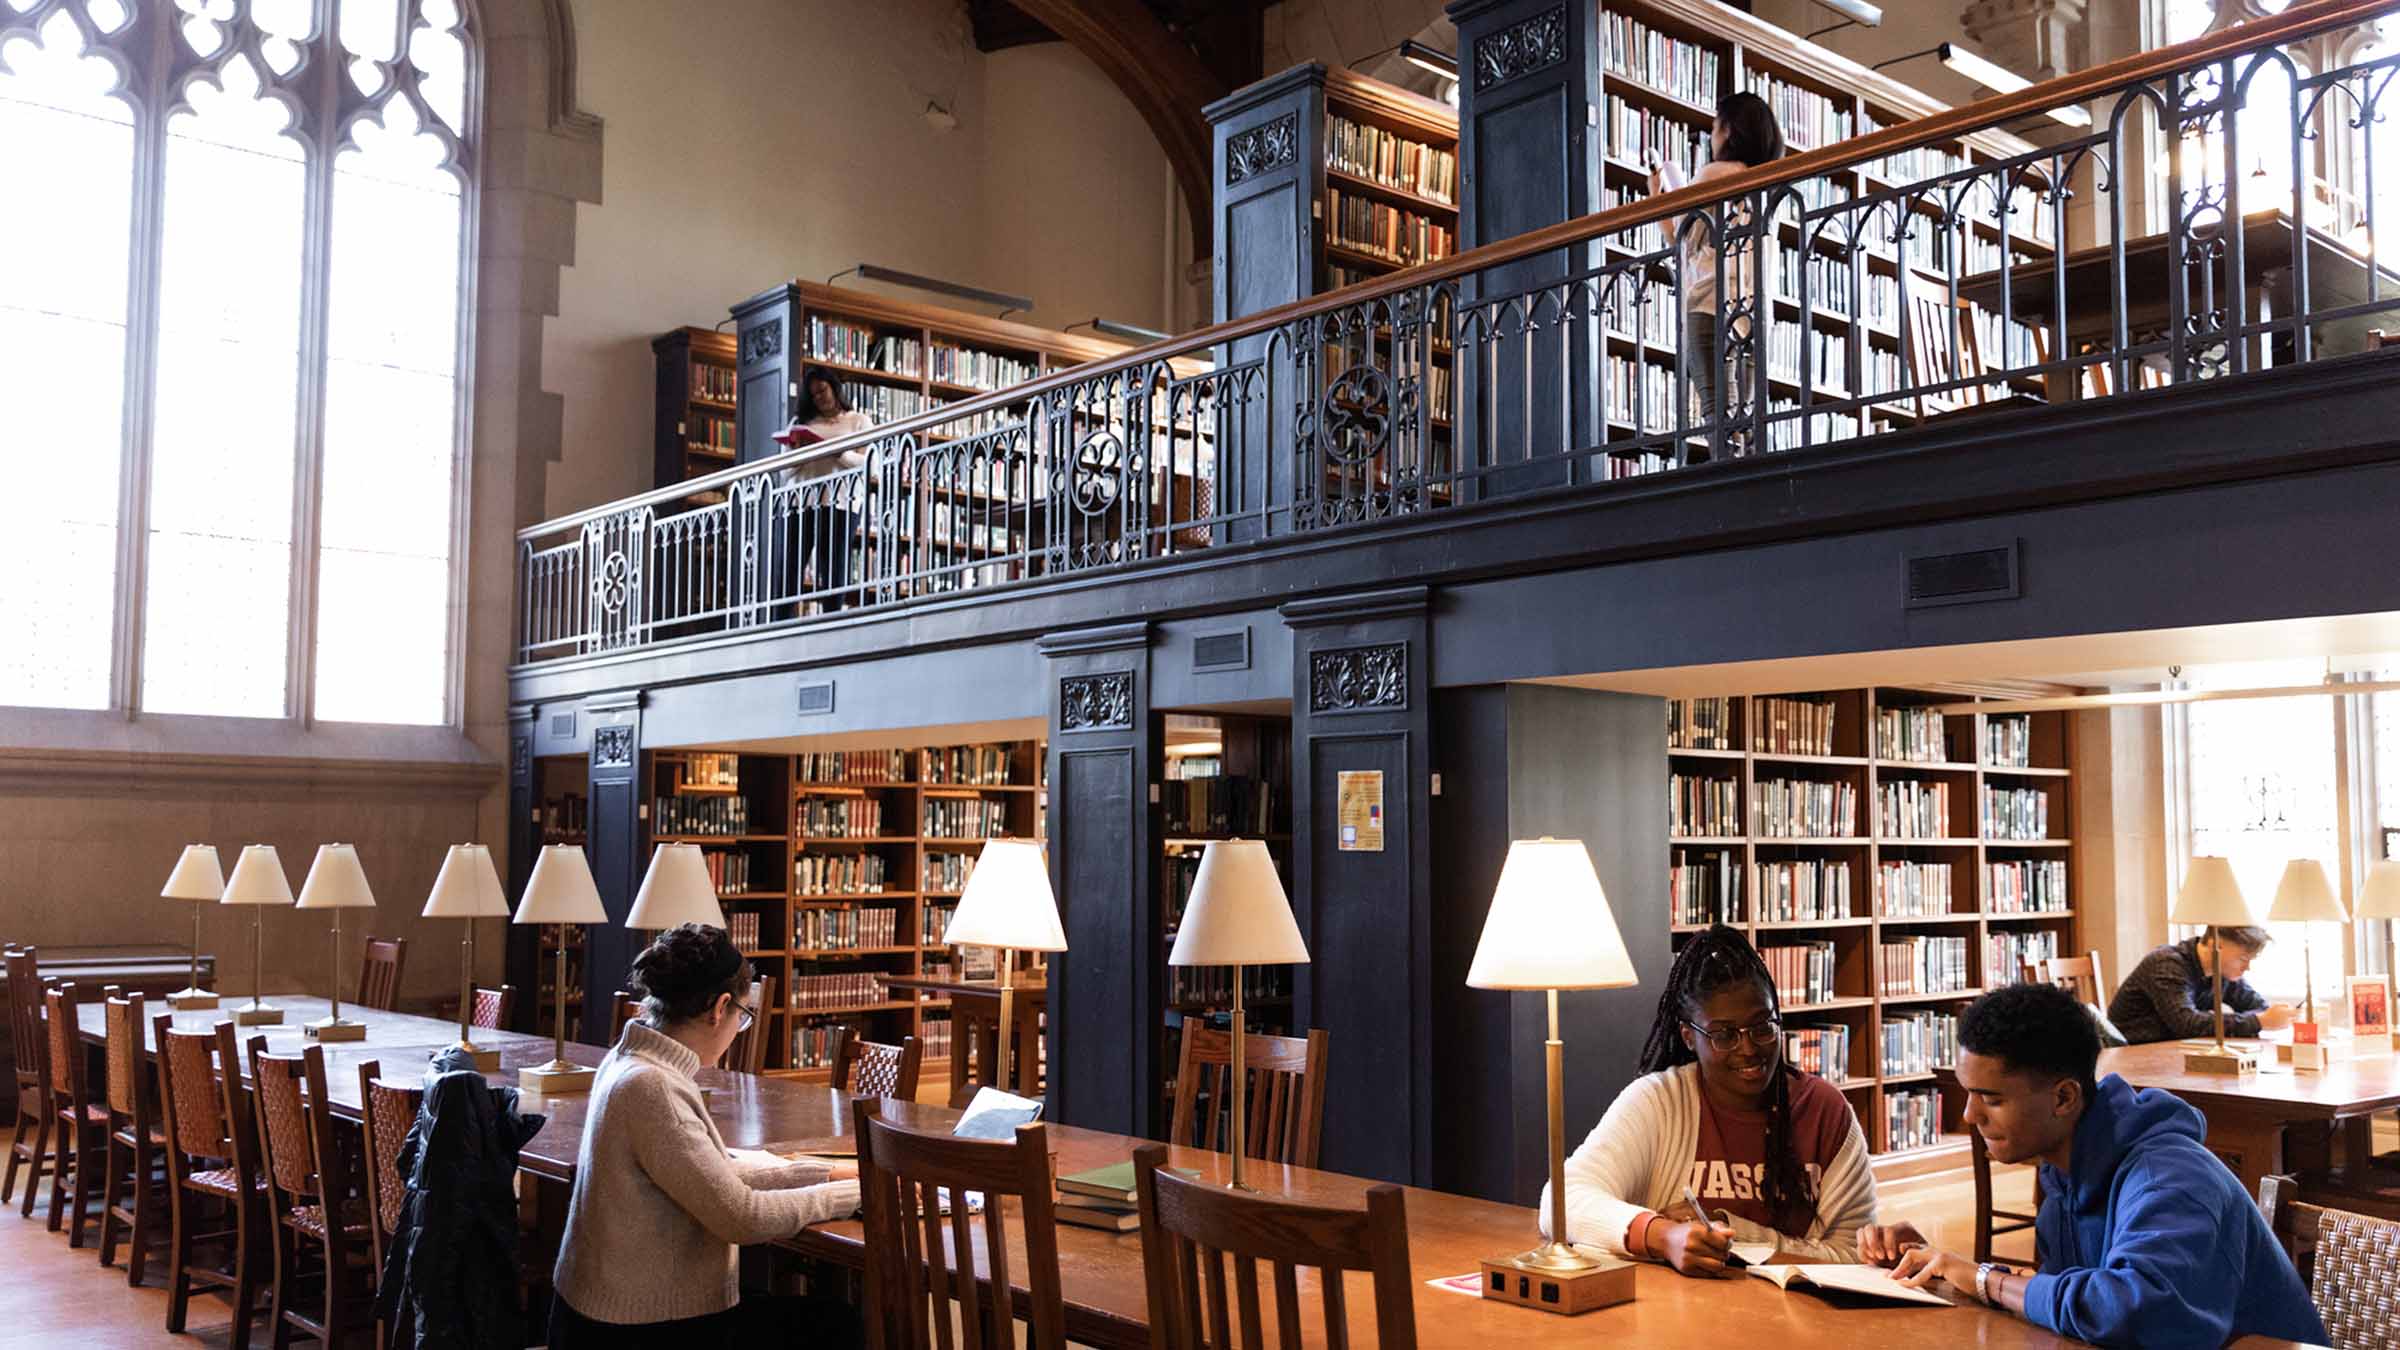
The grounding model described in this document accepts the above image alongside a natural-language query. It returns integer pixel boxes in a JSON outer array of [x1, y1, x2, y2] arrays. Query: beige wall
[[540, 0, 1175, 520], [2073, 703, 2172, 995]]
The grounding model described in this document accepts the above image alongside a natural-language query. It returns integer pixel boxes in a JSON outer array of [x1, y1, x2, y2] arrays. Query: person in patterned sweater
[[2104, 926, 2292, 1044]]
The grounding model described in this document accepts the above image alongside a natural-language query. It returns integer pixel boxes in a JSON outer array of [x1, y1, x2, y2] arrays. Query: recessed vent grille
[[1193, 630, 1251, 672], [796, 680, 836, 715], [1905, 543, 2020, 608], [548, 711, 576, 738]]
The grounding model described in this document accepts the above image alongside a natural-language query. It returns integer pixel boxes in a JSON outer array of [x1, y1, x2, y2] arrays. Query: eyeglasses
[[731, 1000, 757, 1031], [1685, 1018, 1781, 1052]]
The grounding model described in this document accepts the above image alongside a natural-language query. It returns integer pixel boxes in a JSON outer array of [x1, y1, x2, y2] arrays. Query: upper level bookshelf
[[652, 327, 738, 493]]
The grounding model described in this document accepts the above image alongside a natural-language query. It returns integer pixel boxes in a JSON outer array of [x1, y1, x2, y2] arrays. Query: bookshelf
[[641, 740, 1045, 1083], [651, 327, 739, 493], [1666, 686, 2076, 1163]]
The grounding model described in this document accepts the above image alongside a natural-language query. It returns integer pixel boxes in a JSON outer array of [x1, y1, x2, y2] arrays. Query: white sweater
[[553, 1022, 862, 1324], [1538, 1063, 1877, 1264]]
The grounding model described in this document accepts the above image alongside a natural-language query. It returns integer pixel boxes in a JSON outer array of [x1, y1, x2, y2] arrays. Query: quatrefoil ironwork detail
[[1317, 364, 1392, 467], [595, 552, 632, 615], [1071, 430, 1124, 517]]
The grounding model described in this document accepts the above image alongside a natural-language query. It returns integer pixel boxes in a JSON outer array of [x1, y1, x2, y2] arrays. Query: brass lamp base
[[1479, 1248, 1636, 1316], [453, 1041, 502, 1073], [235, 1004, 285, 1027], [306, 1017, 367, 1043], [167, 989, 220, 1010], [2182, 1042, 2259, 1075], [519, 1060, 597, 1095]]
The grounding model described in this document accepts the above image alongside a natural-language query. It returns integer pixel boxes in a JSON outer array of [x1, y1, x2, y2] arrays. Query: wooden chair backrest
[[1168, 1024, 1329, 1170], [4, 946, 42, 1089], [2259, 1173, 2400, 1346], [470, 985, 515, 1031], [833, 1028, 924, 1101], [943, 985, 1045, 1107], [2038, 951, 2108, 1008], [852, 1096, 1065, 1350], [1132, 1140, 1417, 1350], [44, 982, 89, 1110], [610, 990, 643, 1042], [102, 988, 148, 1118], [356, 1058, 426, 1273], [155, 1014, 233, 1163], [247, 1037, 328, 1205], [722, 976, 772, 1074], [357, 937, 407, 1011]]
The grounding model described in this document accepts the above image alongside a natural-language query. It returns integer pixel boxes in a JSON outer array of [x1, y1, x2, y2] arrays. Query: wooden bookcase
[[642, 739, 1045, 1082], [1666, 686, 2076, 1164], [652, 327, 739, 492]]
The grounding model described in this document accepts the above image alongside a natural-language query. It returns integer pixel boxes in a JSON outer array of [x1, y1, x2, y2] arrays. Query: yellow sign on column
[[1337, 770, 1385, 852]]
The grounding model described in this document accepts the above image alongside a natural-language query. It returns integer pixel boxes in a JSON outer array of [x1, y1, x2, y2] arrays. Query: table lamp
[[1465, 837, 1640, 1315], [161, 845, 224, 1009], [1165, 839, 1308, 1192], [941, 839, 1066, 1101], [423, 843, 512, 1071], [221, 844, 296, 1026], [2173, 855, 2260, 1075], [2355, 860, 2400, 1055], [513, 843, 609, 1093], [295, 844, 378, 1042], [625, 842, 729, 930], [2267, 858, 2347, 1061]]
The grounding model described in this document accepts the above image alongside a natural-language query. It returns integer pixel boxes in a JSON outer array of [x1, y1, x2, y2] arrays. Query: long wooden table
[[2099, 1039, 2400, 1195]]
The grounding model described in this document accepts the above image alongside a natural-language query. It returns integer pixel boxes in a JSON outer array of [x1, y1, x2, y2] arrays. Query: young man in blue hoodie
[[1856, 982, 2325, 1348]]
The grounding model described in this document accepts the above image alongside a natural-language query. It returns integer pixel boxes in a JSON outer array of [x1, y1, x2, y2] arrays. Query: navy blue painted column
[[582, 693, 645, 1033], [504, 704, 541, 1034]]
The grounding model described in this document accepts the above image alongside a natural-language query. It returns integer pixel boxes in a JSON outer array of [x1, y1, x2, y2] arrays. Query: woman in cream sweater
[[550, 924, 861, 1345]]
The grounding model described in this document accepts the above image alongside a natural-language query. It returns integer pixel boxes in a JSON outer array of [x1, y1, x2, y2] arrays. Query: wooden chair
[[1167, 1024, 1330, 1170], [1132, 1140, 1417, 1350], [357, 938, 407, 1012], [2259, 1174, 2400, 1346], [2033, 951, 2108, 1008], [99, 988, 168, 1284], [4, 945, 55, 1214], [357, 1059, 426, 1349], [248, 1037, 376, 1349], [722, 975, 773, 1074], [609, 989, 643, 1042], [831, 1028, 923, 1101], [469, 984, 515, 1031], [852, 1095, 1066, 1350], [944, 983, 1046, 1108], [44, 982, 108, 1245], [1969, 1126, 2041, 1265], [156, 1016, 268, 1348]]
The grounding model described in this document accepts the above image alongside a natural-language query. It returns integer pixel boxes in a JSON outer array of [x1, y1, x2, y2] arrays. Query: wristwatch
[[1975, 1261, 2000, 1305]]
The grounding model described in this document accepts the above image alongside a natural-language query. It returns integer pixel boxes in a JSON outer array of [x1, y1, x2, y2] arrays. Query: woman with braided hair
[[1540, 923, 1878, 1275]]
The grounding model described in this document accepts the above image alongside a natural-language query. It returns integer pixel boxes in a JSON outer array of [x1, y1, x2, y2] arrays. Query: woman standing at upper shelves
[[1649, 91, 1785, 459], [773, 366, 876, 612]]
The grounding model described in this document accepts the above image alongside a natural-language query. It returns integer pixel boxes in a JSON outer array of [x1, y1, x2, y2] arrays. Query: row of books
[[1875, 861, 1956, 916], [795, 905, 901, 951], [1671, 773, 1742, 837], [839, 380, 926, 423], [931, 395, 1016, 441], [923, 852, 978, 896], [1764, 401, 1869, 451], [1325, 114, 1457, 205], [539, 793, 588, 833], [1982, 786, 2052, 840], [931, 343, 1039, 393], [1875, 708, 1949, 763], [1607, 446, 1679, 481], [1984, 715, 2034, 768], [1988, 859, 2069, 912], [1763, 320, 1847, 391], [807, 316, 923, 375], [726, 910, 767, 953], [1990, 929, 2063, 985], [1769, 250, 1903, 328], [1670, 852, 1743, 926], [923, 798, 1010, 840], [1753, 778, 1858, 839], [1325, 189, 1455, 267], [1877, 779, 1953, 840], [1763, 940, 1839, 1006], [797, 797, 886, 840], [1668, 697, 1738, 751], [689, 360, 736, 404], [1754, 696, 1836, 756], [1742, 71, 1854, 152], [794, 853, 889, 895], [920, 1015, 952, 1060], [1600, 184, 1670, 255], [790, 972, 887, 1010], [1601, 11, 1721, 107], [1784, 1023, 1851, 1082], [923, 902, 957, 940], [653, 795, 751, 836], [700, 850, 755, 893], [688, 414, 735, 457], [1879, 935, 1971, 996], [1882, 1009, 1958, 1076], [1757, 859, 1854, 922], [1603, 97, 1707, 181], [1603, 284, 1682, 349], [674, 752, 742, 790], [924, 744, 1019, 785], [796, 750, 911, 784], [790, 1022, 845, 1070], [1887, 1086, 1943, 1151], [1605, 353, 1679, 429], [1161, 775, 1282, 838], [1166, 965, 1288, 1007]]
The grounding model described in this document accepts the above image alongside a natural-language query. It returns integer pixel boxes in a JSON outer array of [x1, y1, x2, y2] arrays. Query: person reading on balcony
[[2105, 924, 2293, 1044], [772, 367, 875, 612], [1649, 91, 1783, 457], [1859, 982, 2323, 1347], [1544, 924, 1877, 1275]]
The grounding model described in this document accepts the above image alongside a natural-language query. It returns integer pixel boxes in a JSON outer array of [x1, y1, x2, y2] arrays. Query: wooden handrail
[[520, 0, 2398, 543]]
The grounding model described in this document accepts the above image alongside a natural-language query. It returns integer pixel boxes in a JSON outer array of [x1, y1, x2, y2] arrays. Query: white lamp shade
[[515, 844, 608, 925], [295, 844, 379, 910], [220, 845, 295, 907], [162, 845, 225, 901], [1167, 839, 1308, 967], [2357, 860, 2400, 920], [422, 844, 511, 919], [1467, 838, 1639, 991], [2171, 855, 2257, 927], [942, 839, 1066, 952], [2267, 858, 2348, 924], [626, 843, 727, 930]]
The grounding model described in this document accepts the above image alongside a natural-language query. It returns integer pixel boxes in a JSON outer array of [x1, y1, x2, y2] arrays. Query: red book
[[771, 424, 825, 449]]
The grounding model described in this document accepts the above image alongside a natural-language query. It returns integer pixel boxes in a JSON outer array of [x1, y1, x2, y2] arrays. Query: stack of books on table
[[1051, 1161, 1197, 1233]]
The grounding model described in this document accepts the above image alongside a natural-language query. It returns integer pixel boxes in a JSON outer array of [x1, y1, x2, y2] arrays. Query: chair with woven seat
[[248, 1037, 375, 1348], [853, 1095, 1066, 1350], [721, 975, 773, 1074], [1132, 1139, 1417, 1350], [1168, 1023, 1330, 1170], [4, 945, 55, 1214], [357, 938, 407, 1013], [609, 989, 643, 1042], [2260, 1173, 2400, 1348], [830, 1028, 922, 1101], [156, 1015, 268, 1347], [356, 1059, 426, 1349], [98, 988, 168, 1284], [469, 984, 515, 1032], [44, 982, 108, 1245]]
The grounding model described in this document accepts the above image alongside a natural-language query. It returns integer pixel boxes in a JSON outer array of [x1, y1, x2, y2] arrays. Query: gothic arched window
[[0, 0, 473, 725]]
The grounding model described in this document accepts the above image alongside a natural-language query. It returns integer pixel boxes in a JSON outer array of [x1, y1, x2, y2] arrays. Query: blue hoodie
[[2020, 1074, 2326, 1348]]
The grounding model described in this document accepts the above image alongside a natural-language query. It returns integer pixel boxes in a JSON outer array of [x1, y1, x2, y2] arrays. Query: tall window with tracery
[[0, 0, 473, 726]]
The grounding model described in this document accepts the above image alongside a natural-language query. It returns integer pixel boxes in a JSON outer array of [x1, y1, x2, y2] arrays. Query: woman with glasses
[[550, 923, 861, 1346], [1541, 923, 1878, 1275]]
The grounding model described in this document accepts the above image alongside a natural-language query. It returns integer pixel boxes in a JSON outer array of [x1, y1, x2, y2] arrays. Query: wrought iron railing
[[518, 0, 2398, 664]]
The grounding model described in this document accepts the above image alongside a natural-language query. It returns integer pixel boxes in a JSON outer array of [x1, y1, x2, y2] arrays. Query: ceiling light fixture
[[1872, 42, 2092, 128]]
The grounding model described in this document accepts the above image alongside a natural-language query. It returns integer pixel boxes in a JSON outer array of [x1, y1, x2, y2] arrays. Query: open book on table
[[1746, 1264, 1952, 1306]]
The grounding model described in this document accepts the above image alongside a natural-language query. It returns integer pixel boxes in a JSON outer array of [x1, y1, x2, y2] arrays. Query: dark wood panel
[[1304, 730, 1418, 1183], [583, 700, 645, 1026], [1052, 744, 1142, 1131]]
